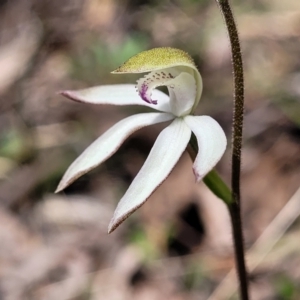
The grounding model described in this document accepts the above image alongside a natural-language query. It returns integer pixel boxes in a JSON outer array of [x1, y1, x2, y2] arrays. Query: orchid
[[55, 48, 227, 233]]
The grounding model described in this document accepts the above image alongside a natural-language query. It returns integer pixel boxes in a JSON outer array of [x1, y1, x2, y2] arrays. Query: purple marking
[[139, 83, 157, 105]]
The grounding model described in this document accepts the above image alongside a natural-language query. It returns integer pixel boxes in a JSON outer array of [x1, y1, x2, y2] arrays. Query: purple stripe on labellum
[[139, 83, 157, 105]]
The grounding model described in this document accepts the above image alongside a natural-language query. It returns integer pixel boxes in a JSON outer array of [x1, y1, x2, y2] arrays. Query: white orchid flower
[[55, 48, 227, 233]]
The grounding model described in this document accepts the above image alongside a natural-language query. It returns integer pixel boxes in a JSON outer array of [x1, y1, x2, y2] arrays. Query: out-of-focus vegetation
[[0, 0, 300, 299]]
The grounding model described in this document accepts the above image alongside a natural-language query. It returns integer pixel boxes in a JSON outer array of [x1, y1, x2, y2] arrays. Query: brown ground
[[0, 0, 300, 299]]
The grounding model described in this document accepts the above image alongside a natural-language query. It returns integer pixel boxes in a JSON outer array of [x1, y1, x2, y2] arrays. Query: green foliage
[[71, 33, 149, 84], [183, 263, 205, 290], [274, 274, 298, 300], [128, 226, 159, 261], [0, 129, 34, 162], [275, 94, 300, 127]]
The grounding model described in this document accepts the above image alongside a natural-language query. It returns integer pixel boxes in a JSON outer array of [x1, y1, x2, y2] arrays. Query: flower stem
[[215, 0, 249, 299], [203, 169, 231, 205]]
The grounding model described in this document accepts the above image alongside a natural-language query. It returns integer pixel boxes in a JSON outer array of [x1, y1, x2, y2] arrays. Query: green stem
[[215, 0, 249, 299], [203, 169, 231, 205]]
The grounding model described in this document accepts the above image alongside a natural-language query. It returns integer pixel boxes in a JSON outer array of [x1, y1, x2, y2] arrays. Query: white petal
[[56, 112, 174, 193], [136, 68, 179, 104], [167, 71, 196, 116], [61, 84, 172, 113], [136, 68, 196, 116], [184, 115, 227, 181], [108, 118, 191, 233]]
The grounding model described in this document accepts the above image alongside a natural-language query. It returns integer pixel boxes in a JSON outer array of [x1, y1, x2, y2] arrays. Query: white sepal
[[184, 115, 227, 182], [56, 112, 174, 192], [108, 118, 191, 233], [60, 84, 172, 113]]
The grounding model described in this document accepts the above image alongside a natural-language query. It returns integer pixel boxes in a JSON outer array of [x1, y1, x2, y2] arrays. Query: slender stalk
[[228, 204, 249, 299], [215, 0, 249, 299]]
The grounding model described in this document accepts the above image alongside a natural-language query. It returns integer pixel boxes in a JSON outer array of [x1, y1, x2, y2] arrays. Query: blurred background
[[0, 0, 300, 299]]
